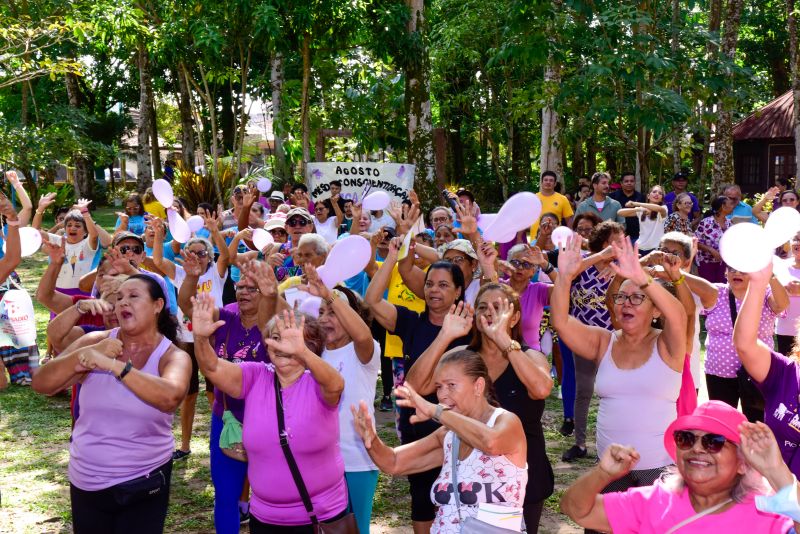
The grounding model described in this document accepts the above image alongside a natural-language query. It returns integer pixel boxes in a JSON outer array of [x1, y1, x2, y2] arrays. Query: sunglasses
[[611, 292, 647, 306], [509, 259, 534, 270], [190, 250, 209, 258], [673, 430, 729, 454], [119, 245, 143, 255], [235, 285, 259, 294], [268, 229, 288, 236], [286, 218, 310, 227]]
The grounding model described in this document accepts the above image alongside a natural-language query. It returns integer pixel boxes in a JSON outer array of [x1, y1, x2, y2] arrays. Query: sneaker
[[172, 449, 191, 461], [239, 509, 250, 524], [379, 396, 393, 412], [561, 445, 587, 462], [559, 419, 575, 437]]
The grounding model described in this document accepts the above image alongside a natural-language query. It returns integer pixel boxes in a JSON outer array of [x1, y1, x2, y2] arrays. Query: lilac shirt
[[69, 329, 174, 490], [757, 351, 800, 477], [212, 308, 268, 421], [239, 364, 347, 525], [703, 284, 779, 378], [518, 282, 550, 350]]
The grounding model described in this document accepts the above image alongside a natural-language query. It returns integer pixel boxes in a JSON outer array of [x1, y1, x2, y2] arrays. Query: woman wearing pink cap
[[561, 401, 797, 533]]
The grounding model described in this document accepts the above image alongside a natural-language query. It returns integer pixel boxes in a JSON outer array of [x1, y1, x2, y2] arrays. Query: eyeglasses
[[658, 247, 684, 258], [673, 430, 729, 454], [445, 255, 467, 265], [286, 218, 309, 227], [509, 259, 534, 270], [190, 250, 209, 258], [119, 245, 143, 255], [611, 293, 648, 306], [576, 226, 593, 235], [432, 216, 450, 224], [268, 229, 288, 236], [235, 285, 259, 294]]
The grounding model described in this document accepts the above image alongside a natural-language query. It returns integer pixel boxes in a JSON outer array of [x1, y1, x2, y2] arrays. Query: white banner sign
[[306, 162, 415, 203], [0, 289, 37, 348]]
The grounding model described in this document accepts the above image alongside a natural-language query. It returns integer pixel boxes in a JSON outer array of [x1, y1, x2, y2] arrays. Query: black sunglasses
[[509, 259, 534, 270], [673, 430, 729, 454], [190, 250, 209, 258], [119, 245, 143, 255], [286, 218, 309, 228]]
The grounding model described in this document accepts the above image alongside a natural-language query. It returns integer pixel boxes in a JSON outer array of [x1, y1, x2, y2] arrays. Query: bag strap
[[664, 498, 732, 534], [274, 374, 319, 525], [728, 288, 738, 328], [450, 433, 463, 526]]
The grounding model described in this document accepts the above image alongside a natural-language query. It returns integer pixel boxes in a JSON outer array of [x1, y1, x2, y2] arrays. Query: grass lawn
[[0, 207, 597, 533]]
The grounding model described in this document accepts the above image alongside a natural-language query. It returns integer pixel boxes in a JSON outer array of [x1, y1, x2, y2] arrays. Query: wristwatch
[[503, 340, 522, 356], [432, 403, 451, 423]]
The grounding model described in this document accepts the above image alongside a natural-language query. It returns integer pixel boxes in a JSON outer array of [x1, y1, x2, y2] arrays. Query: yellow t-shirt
[[379, 261, 427, 358], [529, 192, 574, 240]]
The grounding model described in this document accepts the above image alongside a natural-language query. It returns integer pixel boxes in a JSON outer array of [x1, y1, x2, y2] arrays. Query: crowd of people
[[2, 168, 800, 534]]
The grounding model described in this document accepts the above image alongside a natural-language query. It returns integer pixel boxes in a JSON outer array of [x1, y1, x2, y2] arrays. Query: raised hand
[[557, 234, 585, 281], [662, 253, 683, 281], [248, 259, 278, 297], [441, 301, 475, 340], [77, 338, 124, 372], [477, 241, 498, 271], [608, 237, 647, 285], [301, 264, 332, 300], [764, 186, 780, 201], [386, 235, 404, 261], [37, 192, 57, 211], [479, 298, 514, 347], [76, 298, 114, 316], [527, 245, 548, 268], [739, 421, 786, 481], [598, 444, 640, 479], [190, 293, 225, 337], [351, 400, 379, 449], [243, 186, 257, 207], [0, 192, 18, 220], [115, 211, 130, 224], [237, 227, 254, 244], [41, 235, 66, 264], [204, 211, 221, 232], [5, 171, 20, 187], [747, 259, 774, 287], [75, 198, 92, 211], [350, 201, 363, 225], [98, 274, 128, 299], [106, 247, 137, 275], [180, 249, 204, 277], [395, 381, 435, 424], [454, 199, 478, 236], [264, 310, 308, 358]]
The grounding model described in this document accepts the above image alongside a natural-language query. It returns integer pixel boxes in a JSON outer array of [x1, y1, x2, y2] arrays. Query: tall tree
[[136, 41, 154, 191], [790, 0, 800, 163]]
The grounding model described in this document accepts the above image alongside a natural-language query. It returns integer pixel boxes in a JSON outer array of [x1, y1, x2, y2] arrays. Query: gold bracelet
[[639, 276, 654, 290], [324, 294, 338, 306]]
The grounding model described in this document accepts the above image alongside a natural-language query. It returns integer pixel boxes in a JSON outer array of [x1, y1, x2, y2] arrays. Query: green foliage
[[172, 165, 236, 212], [38, 182, 76, 209]]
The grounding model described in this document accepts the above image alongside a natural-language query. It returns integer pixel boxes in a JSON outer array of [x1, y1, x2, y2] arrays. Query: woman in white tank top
[[552, 235, 688, 494]]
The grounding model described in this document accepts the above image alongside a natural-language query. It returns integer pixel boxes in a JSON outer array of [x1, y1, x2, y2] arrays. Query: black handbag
[[273, 376, 359, 534], [729, 289, 765, 413]]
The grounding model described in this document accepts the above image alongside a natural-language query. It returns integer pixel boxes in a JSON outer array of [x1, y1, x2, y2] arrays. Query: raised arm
[[405, 303, 474, 395], [150, 218, 177, 280], [733, 264, 774, 383], [0, 194, 21, 282], [177, 251, 204, 319], [32, 192, 56, 230], [36, 238, 74, 313], [365, 239, 400, 331], [331, 194, 345, 227], [228, 228, 252, 267], [752, 187, 778, 224], [48, 299, 113, 353], [6, 172, 32, 225], [351, 400, 445, 475], [767, 275, 790, 315], [205, 212, 230, 276], [32, 331, 109, 394], [550, 236, 609, 362], [191, 294, 243, 397], [397, 239, 427, 298]]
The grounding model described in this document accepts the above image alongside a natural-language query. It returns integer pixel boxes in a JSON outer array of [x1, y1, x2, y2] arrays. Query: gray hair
[[660, 231, 692, 259], [298, 233, 329, 256], [507, 244, 529, 259], [185, 237, 213, 256], [660, 447, 770, 504]]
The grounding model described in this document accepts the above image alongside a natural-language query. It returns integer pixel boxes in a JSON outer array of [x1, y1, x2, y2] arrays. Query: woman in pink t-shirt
[[561, 401, 796, 533], [192, 298, 348, 532]]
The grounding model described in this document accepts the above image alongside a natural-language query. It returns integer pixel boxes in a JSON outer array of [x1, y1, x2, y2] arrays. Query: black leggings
[[70, 460, 172, 534], [249, 508, 348, 533], [706, 373, 764, 423]]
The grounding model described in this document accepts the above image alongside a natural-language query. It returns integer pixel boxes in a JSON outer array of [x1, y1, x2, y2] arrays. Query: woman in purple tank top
[[33, 273, 192, 534]]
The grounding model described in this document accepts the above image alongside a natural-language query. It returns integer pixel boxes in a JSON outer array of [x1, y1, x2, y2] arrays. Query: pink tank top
[[69, 328, 175, 490]]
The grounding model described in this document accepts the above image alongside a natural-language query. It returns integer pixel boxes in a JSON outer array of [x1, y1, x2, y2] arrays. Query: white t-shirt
[[464, 278, 481, 306], [636, 214, 665, 251], [314, 216, 340, 245], [775, 263, 800, 336], [594, 200, 605, 211], [173, 264, 228, 342], [368, 212, 396, 233], [51, 235, 99, 290], [322, 339, 381, 472]]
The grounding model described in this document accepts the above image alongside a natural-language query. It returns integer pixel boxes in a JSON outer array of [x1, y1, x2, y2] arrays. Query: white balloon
[[764, 207, 800, 248], [152, 179, 174, 209], [719, 223, 774, 273], [317, 235, 371, 288], [297, 295, 322, 318], [252, 228, 274, 252], [551, 226, 574, 248], [186, 215, 205, 233], [361, 191, 391, 211], [482, 193, 542, 242], [477, 214, 497, 233], [167, 208, 191, 243], [3, 226, 42, 257], [257, 178, 272, 193]]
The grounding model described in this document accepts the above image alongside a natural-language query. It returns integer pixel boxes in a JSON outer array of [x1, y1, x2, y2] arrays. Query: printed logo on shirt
[[775, 403, 790, 421], [432, 481, 507, 505], [788, 413, 800, 434], [197, 279, 212, 294]]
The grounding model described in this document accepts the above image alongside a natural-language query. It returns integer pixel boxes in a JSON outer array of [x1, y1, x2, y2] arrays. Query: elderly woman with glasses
[[561, 401, 797, 533], [552, 235, 688, 494], [664, 192, 695, 236]]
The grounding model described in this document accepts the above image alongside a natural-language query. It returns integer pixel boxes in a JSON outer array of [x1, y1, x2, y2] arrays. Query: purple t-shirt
[[518, 282, 549, 350], [238, 363, 347, 525], [757, 351, 800, 477], [212, 308, 268, 421]]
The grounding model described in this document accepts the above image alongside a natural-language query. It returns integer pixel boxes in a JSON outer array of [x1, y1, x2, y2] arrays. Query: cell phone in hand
[[442, 190, 458, 212]]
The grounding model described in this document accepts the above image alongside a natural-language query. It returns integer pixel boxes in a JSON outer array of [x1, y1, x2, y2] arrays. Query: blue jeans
[[558, 339, 576, 419], [210, 413, 249, 534], [345, 470, 378, 534]]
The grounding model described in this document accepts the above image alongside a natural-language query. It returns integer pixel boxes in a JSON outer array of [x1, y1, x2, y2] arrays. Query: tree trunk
[[148, 83, 161, 179], [448, 114, 466, 184], [511, 122, 530, 186], [271, 53, 290, 182], [65, 72, 94, 199], [789, 0, 800, 164], [540, 62, 563, 184], [136, 42, 154, 192], [711, 0, 744, 192], [405, 0, 436, 207], [176, 64, 196, 172], [300, 32, 312, 182], [572, 137, 585, 179]]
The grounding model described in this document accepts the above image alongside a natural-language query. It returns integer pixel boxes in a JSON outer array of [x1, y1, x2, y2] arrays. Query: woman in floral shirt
[[695, 195, 733, 283], [663, 192, 694, 237]]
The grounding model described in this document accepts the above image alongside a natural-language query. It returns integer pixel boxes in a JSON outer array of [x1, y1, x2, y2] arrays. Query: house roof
[[733, 91, 794, 141]]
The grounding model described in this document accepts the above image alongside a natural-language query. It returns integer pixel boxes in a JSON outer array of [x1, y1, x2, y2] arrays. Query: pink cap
[[663, 401, 746, 461]]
